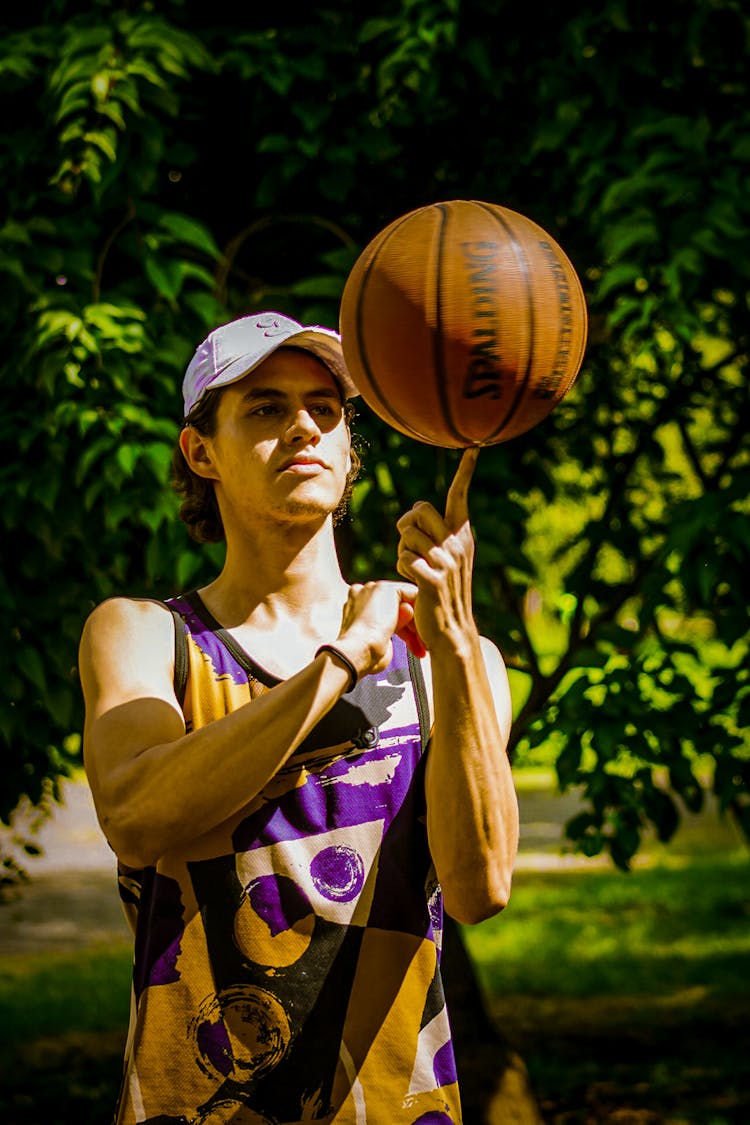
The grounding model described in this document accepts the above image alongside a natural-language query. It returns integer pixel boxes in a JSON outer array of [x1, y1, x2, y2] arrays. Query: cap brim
[[204, 328, 359, 401], [287, 329, 359, 399]]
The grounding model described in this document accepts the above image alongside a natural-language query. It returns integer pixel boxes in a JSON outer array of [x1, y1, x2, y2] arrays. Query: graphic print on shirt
[[116, 592, 461, 1125]]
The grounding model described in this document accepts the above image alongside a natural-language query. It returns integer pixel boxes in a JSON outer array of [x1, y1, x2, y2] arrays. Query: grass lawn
[[0, 944, 131, 1049], [464, 850, 750, 1001], [461, 846, 750, 1124]]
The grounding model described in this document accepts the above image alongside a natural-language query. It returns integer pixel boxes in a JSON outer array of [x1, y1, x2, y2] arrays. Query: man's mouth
[[279, 456, 328, 472]]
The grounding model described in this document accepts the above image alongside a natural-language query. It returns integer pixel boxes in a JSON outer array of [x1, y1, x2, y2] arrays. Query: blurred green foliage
[[1, 0, 748, 872], [465, 850, 750, 1000]]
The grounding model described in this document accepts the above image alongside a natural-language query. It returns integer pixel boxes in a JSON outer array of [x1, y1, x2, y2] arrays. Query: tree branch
[[676, 417, 711, 489], [494, 563, 541, 681], [215, 212, 357, 305], [93, 198, 136, 303], [712, 388, 750, 483], [508, 352, 704, 750]]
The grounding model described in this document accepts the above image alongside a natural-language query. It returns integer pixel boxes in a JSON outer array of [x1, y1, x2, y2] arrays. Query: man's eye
[[252, 404, 279, 416], [311, 403, 335, 416]]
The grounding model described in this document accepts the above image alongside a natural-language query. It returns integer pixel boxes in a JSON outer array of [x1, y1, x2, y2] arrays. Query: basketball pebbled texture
[[339, 199, 588, 448]]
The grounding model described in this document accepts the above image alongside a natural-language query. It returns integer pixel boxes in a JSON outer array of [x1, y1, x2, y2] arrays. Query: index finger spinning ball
[[339, 199, 588, 449]]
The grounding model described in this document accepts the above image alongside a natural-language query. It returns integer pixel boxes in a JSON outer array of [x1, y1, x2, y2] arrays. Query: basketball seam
[[474, 201, 536, 443], [353, 207, 442, 445], [554, 267, 589, 401], [434, 203, 470, 446]]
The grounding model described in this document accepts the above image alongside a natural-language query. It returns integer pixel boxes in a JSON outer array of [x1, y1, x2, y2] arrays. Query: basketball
[[339, 199, 588, 448]]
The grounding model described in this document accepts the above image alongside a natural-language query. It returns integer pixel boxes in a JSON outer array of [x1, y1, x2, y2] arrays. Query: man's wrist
[[315, 644, 359, 692], [426, 624, 482, 664]]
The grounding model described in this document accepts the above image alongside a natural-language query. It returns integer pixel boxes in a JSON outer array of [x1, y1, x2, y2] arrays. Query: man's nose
[[285, 408, 321, 443]]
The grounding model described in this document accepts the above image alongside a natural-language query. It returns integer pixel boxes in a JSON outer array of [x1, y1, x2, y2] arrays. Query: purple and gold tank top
[[114, 590, 461, 1124]]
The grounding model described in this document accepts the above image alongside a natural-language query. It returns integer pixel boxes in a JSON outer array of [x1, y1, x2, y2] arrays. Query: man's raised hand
[[395, 448, 481, 655]]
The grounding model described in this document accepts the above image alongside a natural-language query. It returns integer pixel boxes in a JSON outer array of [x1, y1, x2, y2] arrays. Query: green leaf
[[264, 66, 293, 97], [97, 100, 127, 130], [180, 262, 219, 290], [83, 129, 118, 161], [643, 787, 679, 843], [116, 444, 140, 476], [571, 647, 610, 669], [603, 220, 659, 260], [144, 256, 184, 301], [596, 263, 642, 300], [669, 759, 704, 814], [47, 684, 74, 728], [144, 443, 173, 482], [257, 134, 289, 154], [556, 740, 582, 788], [289, 275, 345, 299], [564, 810, 600, 841], [75, 436, 114, 485], [158, 213, 221, 259], [54, 81, 91, 123], [17, 646, 46, 692], [359, 18, 398, 42]]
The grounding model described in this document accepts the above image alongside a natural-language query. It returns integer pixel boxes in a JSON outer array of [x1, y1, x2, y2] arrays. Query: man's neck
[[198, 515, 348, 632]]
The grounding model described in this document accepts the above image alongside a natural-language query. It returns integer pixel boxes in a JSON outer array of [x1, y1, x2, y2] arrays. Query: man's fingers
[[397, 619, 428, 659], [445, 446, 480, 532], [394, 580, 419, 605], [397, 549, 433, 586]]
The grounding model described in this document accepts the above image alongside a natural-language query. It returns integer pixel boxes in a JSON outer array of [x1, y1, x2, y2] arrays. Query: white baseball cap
[[182, 311, 359, 416]]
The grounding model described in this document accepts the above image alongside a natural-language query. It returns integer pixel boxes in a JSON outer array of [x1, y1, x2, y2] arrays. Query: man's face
[[205, 349, 352, 529]]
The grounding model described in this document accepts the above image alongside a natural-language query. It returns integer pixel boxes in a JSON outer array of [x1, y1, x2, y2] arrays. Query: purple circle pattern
[[309, 845, 365, 902], [246, 874, 312, 936]]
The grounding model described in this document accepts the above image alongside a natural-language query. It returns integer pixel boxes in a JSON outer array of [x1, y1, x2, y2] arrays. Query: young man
[[79, 311, 519, 1125]]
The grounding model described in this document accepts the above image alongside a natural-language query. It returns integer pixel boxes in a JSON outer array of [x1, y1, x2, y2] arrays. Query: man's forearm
[[425, 636, 519, 925], [91, 653, 353, 868]]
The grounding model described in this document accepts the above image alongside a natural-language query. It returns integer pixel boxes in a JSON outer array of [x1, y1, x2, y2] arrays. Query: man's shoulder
[[478, 633, 504, 663], [81, 595, 175, 651]]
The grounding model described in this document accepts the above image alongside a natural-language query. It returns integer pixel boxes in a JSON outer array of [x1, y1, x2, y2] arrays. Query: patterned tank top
[[114, 590, 462, 1124]]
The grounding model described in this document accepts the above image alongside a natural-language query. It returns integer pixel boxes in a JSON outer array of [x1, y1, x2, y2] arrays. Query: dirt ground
[[0, 782, 129, 954]]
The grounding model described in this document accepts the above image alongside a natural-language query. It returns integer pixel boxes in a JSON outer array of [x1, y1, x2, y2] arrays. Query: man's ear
[[179, 426, 220, 481]]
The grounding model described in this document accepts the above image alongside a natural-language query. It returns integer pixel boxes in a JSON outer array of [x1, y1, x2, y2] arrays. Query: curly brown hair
[[171, 382, 363, 544]]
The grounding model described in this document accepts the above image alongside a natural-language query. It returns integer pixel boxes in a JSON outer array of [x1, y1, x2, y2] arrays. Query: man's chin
[[272, 497, 340, 524]]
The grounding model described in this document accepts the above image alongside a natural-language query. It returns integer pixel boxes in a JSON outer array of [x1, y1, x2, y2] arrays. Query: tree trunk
[[442, 916, 544, 1125]]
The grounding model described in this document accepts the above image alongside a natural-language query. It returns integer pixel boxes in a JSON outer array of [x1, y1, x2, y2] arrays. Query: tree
[[1, 0, 748, 1116]]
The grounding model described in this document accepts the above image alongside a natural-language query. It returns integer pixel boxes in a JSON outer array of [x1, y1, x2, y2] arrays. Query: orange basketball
[[339, 199, 588, 448]]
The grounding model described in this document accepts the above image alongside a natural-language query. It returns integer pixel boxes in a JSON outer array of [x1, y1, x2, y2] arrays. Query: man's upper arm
[[79, 597, 186, 801]]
